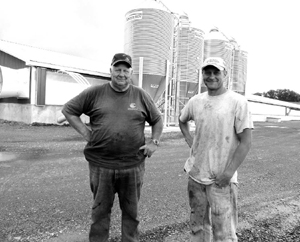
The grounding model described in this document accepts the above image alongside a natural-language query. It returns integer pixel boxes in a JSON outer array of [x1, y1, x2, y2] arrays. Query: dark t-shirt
[[62, 83, 161, 169]]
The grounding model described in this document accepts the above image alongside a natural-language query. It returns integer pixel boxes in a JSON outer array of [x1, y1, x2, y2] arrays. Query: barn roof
[[0, 39, 110, 77]]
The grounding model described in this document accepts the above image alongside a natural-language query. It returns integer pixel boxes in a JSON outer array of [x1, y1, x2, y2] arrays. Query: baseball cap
[[202, 57, 226, 71], [111, 53, 132, 68]]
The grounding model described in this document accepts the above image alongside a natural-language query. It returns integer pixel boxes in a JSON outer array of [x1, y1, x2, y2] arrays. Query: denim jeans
[[89, 162, 145, 242], [188, 178, 238, 242]]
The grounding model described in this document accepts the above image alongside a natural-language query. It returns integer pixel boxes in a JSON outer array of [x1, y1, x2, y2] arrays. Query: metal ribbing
[[188, 28, 204, 82], [177, 28, 204, 82], [203, 39, 234, 89], [177, 25, 204, 109], [231, 50, 248, 94], [124, 8, 174, 76]]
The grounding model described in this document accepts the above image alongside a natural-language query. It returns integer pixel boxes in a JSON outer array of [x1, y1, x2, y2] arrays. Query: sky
[[0, 0, 299, 95]]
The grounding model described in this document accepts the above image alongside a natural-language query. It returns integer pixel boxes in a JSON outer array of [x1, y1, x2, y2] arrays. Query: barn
[[0, 39, 110, 124]]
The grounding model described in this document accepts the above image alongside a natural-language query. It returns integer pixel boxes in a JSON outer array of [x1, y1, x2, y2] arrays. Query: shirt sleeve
[[62, 86, 96, 116], [234, 98, 254, 134]]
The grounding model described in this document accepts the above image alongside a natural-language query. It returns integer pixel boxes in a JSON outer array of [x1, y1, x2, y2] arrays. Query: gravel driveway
[[1, 120, 300, 242]]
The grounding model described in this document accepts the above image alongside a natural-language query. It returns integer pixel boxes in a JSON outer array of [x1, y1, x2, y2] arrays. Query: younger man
[[179, 57, 253, 241]]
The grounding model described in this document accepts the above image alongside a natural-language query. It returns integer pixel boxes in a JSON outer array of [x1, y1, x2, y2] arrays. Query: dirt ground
[[1, 120, 300, 242]]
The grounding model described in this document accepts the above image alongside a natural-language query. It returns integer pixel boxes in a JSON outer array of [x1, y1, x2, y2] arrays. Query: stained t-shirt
[[180, 90, 254, 184], [62, 83, 162, 169]]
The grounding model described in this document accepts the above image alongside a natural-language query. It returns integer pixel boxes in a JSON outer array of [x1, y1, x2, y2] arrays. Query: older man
[[179, 57, 253, 242], [62, 53, 163, 242]]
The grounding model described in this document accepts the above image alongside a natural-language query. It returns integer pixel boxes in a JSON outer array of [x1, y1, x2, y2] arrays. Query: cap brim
[[202, 64, 225, 71], [112, 60, 132, 68]]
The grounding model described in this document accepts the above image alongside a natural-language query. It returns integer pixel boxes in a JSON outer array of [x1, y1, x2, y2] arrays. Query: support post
[[164, 60, 170, 128], [168, 78, 173, 124], [198, 69, 202, 94], [138, 57, 143, 88]]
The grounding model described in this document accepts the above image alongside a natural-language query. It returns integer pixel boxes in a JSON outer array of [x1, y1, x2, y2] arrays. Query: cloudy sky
[[0, 0, 299, 95]]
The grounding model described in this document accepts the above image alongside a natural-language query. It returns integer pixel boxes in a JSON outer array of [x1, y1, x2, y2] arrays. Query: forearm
[[151, 118, 163, 140], [140, 118, 163, 158], [179, 118, 193, 147], [215, 129, 252, 187], [225, 140, 251, 176], [62, 111, 91, 141]]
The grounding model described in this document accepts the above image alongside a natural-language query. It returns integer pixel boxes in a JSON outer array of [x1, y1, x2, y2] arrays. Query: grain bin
[[203, 28, 234, 92], [175, 14, 205, 111], [124, 0, 174, 102], [231, 49, 248, 95]]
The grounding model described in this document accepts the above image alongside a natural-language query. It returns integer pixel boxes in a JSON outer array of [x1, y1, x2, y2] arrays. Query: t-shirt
[[62, 83, 162, 169], [180, 90, 254, 184]]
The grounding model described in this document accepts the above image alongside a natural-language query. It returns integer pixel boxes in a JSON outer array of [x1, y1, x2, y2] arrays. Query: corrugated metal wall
[[231, 50, 248, 95], [124, 7, 173, 102], [176, 26, 204, 111]]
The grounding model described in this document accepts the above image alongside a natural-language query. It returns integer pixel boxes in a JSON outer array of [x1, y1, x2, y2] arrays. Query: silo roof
[[204, 29, 228, 41], [131, 0, 171, 12]]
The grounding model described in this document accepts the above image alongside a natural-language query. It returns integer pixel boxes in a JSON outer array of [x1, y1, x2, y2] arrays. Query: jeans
[[188, 178, 238, 242], [89, 162, 145, 242]]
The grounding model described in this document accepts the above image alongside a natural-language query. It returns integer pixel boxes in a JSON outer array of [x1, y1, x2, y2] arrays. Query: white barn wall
[[0, 103, 61, 123], [45, 71, 109, 105], [0, 66, 30, 98], [249, 102, 300, 122], [249, 102, 300, 116], [0, 103, 32, 123], [0, 69, 106, 124], [45, 72, 87, 105], [1, 98, 300, 124]]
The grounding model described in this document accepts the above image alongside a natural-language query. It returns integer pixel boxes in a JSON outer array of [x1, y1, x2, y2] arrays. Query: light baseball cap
[[202, 57, 226, 71]]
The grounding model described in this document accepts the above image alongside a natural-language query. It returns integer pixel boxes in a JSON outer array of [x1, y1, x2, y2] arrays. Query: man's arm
[[151, 118, 163, 141], [178, 115, 193, 148], [215, 128, 252, 187], [62, 110, 91, 142], [139, 118, 163, 158]]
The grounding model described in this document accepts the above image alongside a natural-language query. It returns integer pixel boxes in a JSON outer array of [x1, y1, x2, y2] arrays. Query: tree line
[[253, 89, 300, 102]]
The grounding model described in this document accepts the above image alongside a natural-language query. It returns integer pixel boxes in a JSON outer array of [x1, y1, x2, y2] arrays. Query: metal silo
[[231, 49, 248, 95], [175, 14, 205, 112], [124, 0, 174, 102], [203, 28, 234, 92]]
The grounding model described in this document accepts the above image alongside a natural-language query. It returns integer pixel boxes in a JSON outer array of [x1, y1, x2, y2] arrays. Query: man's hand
[[139, 141, 158, 158], [215, 171, 233, 188]]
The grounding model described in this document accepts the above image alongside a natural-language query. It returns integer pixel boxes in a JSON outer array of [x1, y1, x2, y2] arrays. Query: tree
[[263, 89, 278, 99], [262, 89, 300, 102], [277, 89, 300, 102]]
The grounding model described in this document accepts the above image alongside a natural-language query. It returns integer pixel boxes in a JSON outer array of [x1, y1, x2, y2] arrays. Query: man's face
[[110, 63, 132, 91], [202, 66, 226, 91]]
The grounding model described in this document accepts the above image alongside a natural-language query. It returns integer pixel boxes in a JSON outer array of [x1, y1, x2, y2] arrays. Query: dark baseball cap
[[111, 53, 132, 68]]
